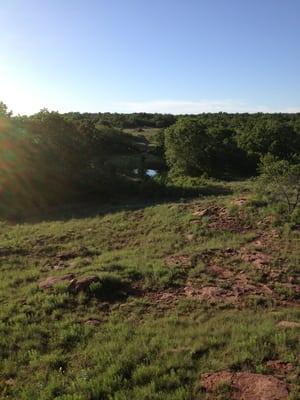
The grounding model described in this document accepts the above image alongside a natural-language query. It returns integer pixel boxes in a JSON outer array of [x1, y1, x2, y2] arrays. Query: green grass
[[0, 180, 299, 399]]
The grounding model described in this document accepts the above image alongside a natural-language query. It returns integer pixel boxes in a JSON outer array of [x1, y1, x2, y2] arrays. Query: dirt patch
[[201, 371, 289, 400], [277, 320, 300, 329], [69, 276, 100, 292], [145, 290, 180, 305], [185, 233, 194, 241], [266, 360, 294, 376], [197, 248, 238, 267], [234, 273, 271, 294], [193, 205, 251, 233], [39, 274, 100, 293], [280, 283, 300, 296], [39, 274, 75, 289], [232, 274, 258, 295], [208, 264, 234, 279], [192, 207, 216, 217], [165, 254, 194, 268], [184, 284, 229, 302], [240, 250, 270, 267], [232, 197, 248, 207]]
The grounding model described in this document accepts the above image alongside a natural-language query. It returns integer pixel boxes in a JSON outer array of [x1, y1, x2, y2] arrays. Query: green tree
[[164, 118, 211, 176], [0, 102, 11, 118], [257, 154, 300, 215], [236, 120, 300, 162]]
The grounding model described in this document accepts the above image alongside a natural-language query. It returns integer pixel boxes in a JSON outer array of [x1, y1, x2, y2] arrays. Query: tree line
[[1, 101, 300, 217], [164, 114, 300, 177]]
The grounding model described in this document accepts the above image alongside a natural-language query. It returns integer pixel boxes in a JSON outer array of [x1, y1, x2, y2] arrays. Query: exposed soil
[[232, 197, 248, 207], [38, 274, 76, 289], [148, 201, 300, 308], [277, 321, 300, 329], [201, 371, 289, 400], [85, 319, 102, 326], [39, 274, 100, 293], [165, 254, 194, 268], [190, 204, 251, 233], [37, 198, 300, 311], [266, 360, 294, 376]]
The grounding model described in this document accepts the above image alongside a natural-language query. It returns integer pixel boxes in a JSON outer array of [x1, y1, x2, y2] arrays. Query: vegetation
[[0, 102, 299, 399], [165, 115, 300, 177], [1, 102, 300, 218], [257, 155, 300, 217]]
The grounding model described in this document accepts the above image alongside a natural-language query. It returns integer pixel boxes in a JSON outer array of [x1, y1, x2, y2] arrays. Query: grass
[[0, 180, 299, 399]]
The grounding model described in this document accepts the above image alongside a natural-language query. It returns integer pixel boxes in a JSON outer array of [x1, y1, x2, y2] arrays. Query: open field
[[0, 181, 299, 399]]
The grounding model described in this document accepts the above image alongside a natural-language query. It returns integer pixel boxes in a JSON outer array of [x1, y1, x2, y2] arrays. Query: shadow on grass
[[1, 179, 232, 224]]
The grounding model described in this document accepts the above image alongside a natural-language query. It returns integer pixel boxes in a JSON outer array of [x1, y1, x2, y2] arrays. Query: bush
[[256, 154, 300, 216]]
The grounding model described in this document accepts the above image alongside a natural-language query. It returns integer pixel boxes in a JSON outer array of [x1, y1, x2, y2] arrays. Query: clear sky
[[1, 0, 300, 115]]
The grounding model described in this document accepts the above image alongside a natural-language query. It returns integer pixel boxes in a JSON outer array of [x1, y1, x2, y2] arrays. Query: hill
[[0, 181, 299, 399]]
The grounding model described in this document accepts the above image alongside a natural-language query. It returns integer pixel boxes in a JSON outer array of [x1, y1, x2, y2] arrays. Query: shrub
[[257, 154, 300, 216]]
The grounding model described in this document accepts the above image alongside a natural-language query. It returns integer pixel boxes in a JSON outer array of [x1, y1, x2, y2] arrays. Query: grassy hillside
[[0, 181, 299, 399]]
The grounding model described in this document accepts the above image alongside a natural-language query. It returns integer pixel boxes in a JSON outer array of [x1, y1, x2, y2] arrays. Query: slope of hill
[[0, 182, 299, 399]]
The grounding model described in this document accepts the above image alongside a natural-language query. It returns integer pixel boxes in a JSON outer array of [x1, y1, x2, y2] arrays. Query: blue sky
[[1, 0, 300, 115]]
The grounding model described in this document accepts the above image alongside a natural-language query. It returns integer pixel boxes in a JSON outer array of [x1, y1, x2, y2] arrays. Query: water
[[146, 169, 157, 177], [133, 169, 158, 177]]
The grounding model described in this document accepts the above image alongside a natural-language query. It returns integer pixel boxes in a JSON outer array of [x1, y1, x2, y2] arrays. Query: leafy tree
[[164, 118, 211, 176], [0, 102, 11, 118], [164, 118, 248, 177], [257, 154, 300, 215], [236, 120, 300, 162]]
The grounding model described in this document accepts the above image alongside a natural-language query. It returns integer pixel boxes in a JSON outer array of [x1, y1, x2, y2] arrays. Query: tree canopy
[[1, 102, 300, 217]]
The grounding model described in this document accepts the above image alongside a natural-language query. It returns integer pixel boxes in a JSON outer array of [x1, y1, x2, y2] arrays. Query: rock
[[39, 274, 100, 293], [52, 263, 66, 270], [5, 378, 15, 386], [69, 275, 100, 292], [85, 319, 101, 326], [201, 371, 289, 400], [39, 274, 75, 289], [232, 197, 248, 206], [277, 320, 300, 329], [201, 371, 233, 392], [192, 208, 210, 217], [185, 233, 194, 241]]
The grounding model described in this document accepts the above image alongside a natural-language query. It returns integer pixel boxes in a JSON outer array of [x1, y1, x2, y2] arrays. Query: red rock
[[38, 274, 75, 289], [85, 319, 101, 326], [201, 371, 289, 400], [69, 275, 100, 292], [277, 320, 300, 329]]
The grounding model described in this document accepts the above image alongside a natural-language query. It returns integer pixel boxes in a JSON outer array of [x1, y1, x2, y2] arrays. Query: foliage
[[1, 101, 300, 217], [0, 101, 11, 118], [164, 115, 300, 178], [236, 119, 300, 163], [164, 118, 247, 177], [257, 154, 300, 215], [165, 118, 211, 175]]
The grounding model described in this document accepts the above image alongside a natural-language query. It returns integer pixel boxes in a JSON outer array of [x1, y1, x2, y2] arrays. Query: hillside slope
[[0, 183, 299, 399]]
